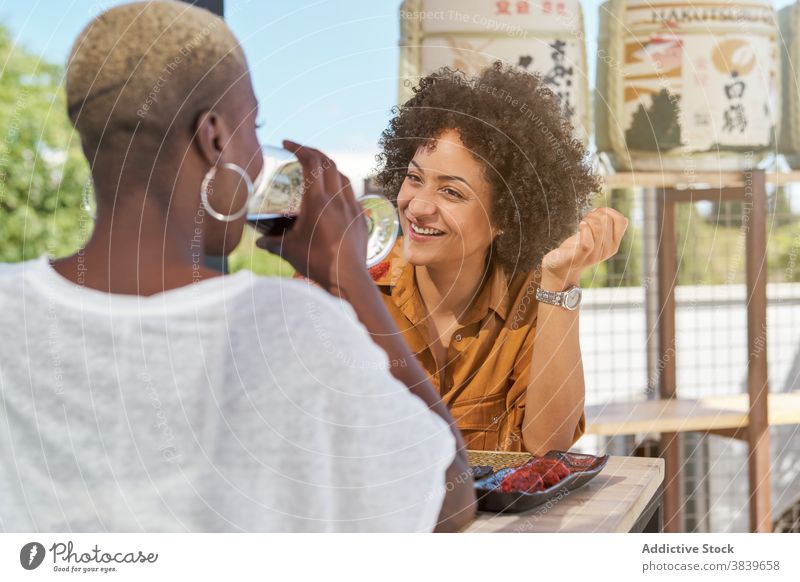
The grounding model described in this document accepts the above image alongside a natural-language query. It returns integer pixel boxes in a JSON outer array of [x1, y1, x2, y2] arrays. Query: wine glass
[[247, 145, 399, 268]]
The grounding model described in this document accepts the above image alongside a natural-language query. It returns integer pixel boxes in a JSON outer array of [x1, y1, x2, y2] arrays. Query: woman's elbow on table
[[522, 415, 585, 456], [523, 433, 569, 457]]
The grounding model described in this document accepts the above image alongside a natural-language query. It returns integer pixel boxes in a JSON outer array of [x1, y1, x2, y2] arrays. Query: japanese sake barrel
[[596, 0, 779, 172], [399, 0, 590, 143], [779, 2, 800, 168]]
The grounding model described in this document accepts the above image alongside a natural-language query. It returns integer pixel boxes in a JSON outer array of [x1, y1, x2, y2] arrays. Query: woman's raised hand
[[256, 140, 368, 294], [541, 207, 629, 286]]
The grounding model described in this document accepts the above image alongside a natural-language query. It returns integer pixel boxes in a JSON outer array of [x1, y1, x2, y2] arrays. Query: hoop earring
[[200, 162, 253, 222], [82, 178, 96, 220]]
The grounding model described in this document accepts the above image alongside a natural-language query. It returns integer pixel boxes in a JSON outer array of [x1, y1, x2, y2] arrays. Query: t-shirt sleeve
[[229, 279, 456, 531], [298, 284, 457, 531]]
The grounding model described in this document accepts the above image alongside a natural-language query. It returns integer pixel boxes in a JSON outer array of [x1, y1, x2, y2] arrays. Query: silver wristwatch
[[535, 285, 582, 311]]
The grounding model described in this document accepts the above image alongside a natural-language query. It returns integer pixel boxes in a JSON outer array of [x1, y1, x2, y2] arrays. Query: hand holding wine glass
[[255, 140, 370, 294]]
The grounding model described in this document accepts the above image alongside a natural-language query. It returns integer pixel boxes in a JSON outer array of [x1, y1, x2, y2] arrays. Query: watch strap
[[535, 287, 565, 307], [536, 285, 582, 310]]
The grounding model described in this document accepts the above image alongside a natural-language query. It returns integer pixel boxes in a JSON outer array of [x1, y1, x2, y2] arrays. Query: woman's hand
[[540, 207, 629, 288], [256, 140, 368, 294]]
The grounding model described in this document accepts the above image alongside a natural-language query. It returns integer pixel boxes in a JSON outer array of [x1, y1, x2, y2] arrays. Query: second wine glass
[[247, 145, 399, 268]]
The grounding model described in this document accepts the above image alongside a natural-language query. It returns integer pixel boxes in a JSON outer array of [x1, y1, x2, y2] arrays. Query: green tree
[[0, 25, 90, 263]]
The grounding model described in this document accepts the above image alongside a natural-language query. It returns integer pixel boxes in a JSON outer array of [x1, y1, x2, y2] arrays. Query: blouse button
[[455, 333, 463, 342]]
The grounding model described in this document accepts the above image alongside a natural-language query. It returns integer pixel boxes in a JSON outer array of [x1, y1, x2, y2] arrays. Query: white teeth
[[410, 222, 444, 236]]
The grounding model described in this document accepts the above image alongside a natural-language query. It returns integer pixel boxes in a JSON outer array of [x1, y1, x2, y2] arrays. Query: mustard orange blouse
[[372, 241, 586, 452]]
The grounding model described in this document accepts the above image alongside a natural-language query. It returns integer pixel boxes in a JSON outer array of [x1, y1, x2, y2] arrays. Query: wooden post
[[745, 170, 772, 532], [657, 188, 682, 532], [643, 187, 660, 400]]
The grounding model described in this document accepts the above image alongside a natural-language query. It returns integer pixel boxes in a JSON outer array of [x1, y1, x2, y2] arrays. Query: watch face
[[565, 287, 582, 310]]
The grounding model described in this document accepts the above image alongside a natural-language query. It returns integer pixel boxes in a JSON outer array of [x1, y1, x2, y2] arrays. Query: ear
[[194, 110, 228, 167]]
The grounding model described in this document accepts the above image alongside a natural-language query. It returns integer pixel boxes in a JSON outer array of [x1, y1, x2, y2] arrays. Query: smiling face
[[397, 129, 498, 270]]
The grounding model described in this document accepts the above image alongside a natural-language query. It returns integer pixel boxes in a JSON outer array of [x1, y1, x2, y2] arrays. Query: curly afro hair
[[376, 62, 600, 274]]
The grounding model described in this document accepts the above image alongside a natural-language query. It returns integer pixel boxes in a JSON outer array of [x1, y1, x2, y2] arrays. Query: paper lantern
[[596, 0, 779, 172], [399, 0, 590, 142]]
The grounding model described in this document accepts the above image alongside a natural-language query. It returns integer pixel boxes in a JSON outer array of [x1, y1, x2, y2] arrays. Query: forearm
[[523, 274, 586, 455]]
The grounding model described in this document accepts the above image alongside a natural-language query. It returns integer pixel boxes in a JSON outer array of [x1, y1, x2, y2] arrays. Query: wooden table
[[585, 392, 800, 437], [466, 456, 664, 533]]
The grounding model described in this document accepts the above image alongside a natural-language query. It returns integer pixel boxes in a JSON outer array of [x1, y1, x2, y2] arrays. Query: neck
[[54, 183, 219, 296], [415, 250, 491, 319]]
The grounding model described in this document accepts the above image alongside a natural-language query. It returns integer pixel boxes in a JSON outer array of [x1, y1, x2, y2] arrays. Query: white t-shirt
[[0, 257, 455, 532]]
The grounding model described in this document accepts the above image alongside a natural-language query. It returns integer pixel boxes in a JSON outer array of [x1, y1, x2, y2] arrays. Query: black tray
[[474, 451, 609, 514], [469, 465, 495, 480]]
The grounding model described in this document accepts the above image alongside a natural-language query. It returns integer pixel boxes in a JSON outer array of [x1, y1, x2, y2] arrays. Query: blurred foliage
[[770, 186, 796, 228], [606, 188, 640, 287], [582, 184, 800, 288], [580, 188, 641, 289], [676, 202, 741, 285], [767, 220, 800, 283], [0, 25, 91, 262], [0, 25, 289, 275], [678, 189, 800, 285], [709, 187, 794, 229], [228, 227, 295, 277]]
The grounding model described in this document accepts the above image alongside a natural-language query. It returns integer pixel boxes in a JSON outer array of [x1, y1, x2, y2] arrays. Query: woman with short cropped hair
[[0, 0, 474, 533]]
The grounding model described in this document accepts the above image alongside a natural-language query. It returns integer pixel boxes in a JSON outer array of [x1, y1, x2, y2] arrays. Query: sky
[[0, 0, 797, 188]]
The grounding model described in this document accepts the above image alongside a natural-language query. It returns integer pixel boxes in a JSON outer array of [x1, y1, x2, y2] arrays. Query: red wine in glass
[[248, 145, 399, 266], [247, 213, 298, 236]]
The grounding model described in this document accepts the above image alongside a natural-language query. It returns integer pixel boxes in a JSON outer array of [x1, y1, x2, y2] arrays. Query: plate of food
[[472, 451, 609, 513]]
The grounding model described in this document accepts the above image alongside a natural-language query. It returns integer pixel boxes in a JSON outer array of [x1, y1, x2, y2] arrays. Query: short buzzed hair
[[66, 0, 247, 152]]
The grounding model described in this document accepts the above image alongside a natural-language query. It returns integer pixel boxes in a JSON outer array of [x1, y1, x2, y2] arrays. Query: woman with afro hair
[[372, 63, 628, 454]]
